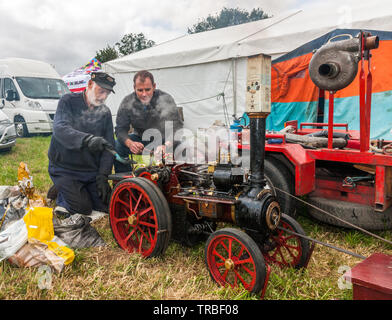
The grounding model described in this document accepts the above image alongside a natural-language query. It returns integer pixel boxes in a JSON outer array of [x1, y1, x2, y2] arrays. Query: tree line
[[95, 7, 270, 63]]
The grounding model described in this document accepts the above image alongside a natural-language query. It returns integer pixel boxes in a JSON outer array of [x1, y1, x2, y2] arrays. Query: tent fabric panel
[[63, 74, 91, 92], [327, 91, 392, 140], [69, 87, 86, 93], [267, 101, 318, 132], [272, 52, 318, 104], [62, 58, 102, 92], [105, 58, 249, 133], [104, 2, 392, 72], [103, 11, 301, 73], [332, 40, 392, 98], [267, 91, 392, 140], [271, 39, 392, 105], [273, 29, 392, 63]]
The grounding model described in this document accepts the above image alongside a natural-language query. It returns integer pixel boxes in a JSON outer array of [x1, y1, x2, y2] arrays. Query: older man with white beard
[[47, 72, 116, 217], [114, 70, 183, 173]]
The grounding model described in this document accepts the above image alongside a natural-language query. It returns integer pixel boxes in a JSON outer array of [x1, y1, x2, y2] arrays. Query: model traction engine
[[108, 54, 311, 295]]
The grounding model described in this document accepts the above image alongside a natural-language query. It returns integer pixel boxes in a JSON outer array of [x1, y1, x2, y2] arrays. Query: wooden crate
[[344, 253, 392, 300]]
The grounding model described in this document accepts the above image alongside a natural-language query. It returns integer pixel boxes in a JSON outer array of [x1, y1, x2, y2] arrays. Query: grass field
[[1, 136, 392, 300]]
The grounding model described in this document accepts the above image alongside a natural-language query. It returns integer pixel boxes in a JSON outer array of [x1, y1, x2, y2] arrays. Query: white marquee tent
[[103, 2, 392, 133]]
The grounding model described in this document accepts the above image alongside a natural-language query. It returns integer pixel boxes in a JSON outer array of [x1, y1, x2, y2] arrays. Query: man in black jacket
[[47, 72, 116, 217], [114, 70, 183, 172]]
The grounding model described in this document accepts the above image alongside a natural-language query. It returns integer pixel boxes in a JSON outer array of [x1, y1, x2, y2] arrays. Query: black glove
[[83, 135, 113, 153], [96, 174, 112, 205]]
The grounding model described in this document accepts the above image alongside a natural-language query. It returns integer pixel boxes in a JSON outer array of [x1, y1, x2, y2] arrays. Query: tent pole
[[232, 58, 237, 118]]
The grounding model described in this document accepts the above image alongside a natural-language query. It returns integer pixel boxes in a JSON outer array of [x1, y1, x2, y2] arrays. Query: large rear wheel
[[262, 213, 310, 269], [109, 177, 171, 258], [137, 177, 172, 254]]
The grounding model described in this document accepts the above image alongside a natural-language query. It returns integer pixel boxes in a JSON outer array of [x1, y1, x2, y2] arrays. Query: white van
[[0, 58, 70, 137]]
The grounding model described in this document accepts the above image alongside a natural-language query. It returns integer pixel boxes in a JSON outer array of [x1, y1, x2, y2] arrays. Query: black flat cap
[[91, 72, 116, 93]]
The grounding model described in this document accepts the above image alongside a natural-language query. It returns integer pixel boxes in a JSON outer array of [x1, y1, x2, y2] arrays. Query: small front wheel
[[205, 228, 267, 294]]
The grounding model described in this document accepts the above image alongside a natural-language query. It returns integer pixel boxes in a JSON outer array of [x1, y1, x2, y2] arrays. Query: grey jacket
[[115, 89, 183, 146]]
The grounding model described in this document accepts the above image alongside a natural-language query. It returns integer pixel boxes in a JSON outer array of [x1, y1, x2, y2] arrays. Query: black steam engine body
[[108, 114, 311, 296], [108, 56, 311, 295]]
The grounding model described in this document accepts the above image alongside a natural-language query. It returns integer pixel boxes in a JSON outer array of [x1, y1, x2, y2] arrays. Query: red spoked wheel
[[134, 167, 158, 185], [137, 177, 172, 254], [109, 177, 171, 258], [262, 213, 310, 269], [138, 171, 158, 185], [205, 228, 266, 294]]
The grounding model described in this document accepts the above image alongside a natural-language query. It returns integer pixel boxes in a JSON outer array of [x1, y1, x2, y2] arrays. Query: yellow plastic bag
[[45, 241, 74, 266], [23, 207, 54, 242], [23, 207, 75, 266]]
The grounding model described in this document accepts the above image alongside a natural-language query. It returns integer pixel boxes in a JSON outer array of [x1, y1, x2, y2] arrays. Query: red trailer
[[239, 31, 392, 231]]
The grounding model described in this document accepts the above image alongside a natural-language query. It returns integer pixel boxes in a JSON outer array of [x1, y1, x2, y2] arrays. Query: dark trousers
[[114, 133, 151, 173], [48, 163, 106, 214]]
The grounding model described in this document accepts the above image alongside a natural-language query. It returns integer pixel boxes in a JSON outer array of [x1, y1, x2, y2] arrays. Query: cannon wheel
[[205, 228, 267, 294], [262, 213, 310, 269], [109, 177, 171, 258]]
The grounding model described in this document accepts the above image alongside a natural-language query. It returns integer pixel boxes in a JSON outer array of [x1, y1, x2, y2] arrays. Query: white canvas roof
[[0, 58, 60, 79], [104, 2, 392, 73], [103, 2, 392, 133]]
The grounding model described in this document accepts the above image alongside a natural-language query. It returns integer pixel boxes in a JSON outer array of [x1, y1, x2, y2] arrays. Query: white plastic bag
[[0, 219, 28, 262], [0, 186, 21, 200]]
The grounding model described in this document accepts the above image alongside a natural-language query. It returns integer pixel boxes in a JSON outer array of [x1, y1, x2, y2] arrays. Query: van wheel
[[14, 116, 29, 137]]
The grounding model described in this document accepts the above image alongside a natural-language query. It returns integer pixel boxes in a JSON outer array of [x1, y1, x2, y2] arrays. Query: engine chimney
[[235, 54, 281, 233], [246, 54, 271, 195]]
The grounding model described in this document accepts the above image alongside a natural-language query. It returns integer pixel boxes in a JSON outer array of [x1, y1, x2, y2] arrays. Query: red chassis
[[239, 122, 392, 212], [239, 32, 392, 229]]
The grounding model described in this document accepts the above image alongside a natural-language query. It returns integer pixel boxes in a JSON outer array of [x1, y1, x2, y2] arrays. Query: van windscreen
[[15, 77, 70, 99]]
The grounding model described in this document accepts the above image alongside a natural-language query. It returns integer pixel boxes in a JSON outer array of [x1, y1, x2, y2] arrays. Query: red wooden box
[[344, 253, 392, 300]]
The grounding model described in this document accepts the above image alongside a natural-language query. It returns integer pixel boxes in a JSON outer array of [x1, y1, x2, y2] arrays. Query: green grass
[[0, 135, 391, 300], [0, 135, 52, 194]]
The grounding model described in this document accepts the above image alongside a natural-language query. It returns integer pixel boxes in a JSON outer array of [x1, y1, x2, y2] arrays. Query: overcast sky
[[0, 0, 383, 76]]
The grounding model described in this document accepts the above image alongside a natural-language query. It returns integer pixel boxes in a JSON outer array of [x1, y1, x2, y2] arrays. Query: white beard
[[86, 84, 106, 107]]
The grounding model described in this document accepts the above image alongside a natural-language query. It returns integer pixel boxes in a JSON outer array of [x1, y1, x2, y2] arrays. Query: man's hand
[[154, 144, 166, 160], [96, 174, 112, 205], [125, 139, 144, 154], [84, 135, 113, 153]]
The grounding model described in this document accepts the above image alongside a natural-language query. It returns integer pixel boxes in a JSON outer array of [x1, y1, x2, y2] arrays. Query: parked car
[[0, 58, 70, 137], [0, 109, 16, 152]]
